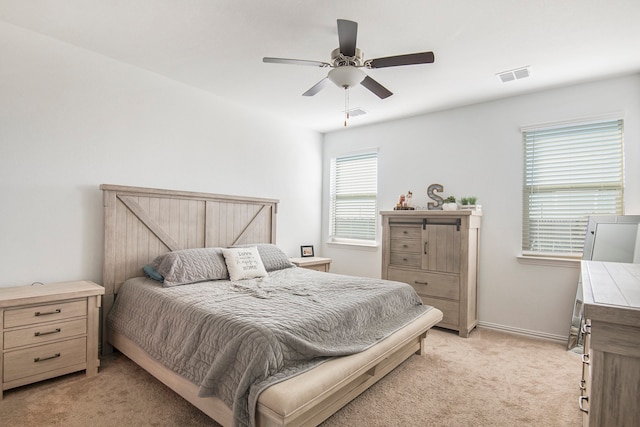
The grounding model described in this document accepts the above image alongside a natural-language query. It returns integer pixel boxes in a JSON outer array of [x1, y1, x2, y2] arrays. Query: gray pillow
[[149, 247, 229, 287], [232, 243, 294, 272]]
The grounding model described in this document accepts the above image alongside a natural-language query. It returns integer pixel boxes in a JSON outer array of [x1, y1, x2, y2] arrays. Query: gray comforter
[[107, 267, 432, 427]]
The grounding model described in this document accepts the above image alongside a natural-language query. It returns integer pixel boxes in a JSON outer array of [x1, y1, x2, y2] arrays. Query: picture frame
[[300, 245, 314, 257]]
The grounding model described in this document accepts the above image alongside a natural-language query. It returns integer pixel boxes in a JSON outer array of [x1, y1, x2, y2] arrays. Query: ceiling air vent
[[497, 66, 531, 83], [345, 108, 367, 117]]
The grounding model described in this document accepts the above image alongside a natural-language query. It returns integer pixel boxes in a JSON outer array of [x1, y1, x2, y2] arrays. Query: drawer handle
[[578, 395, 589, 413], [581, 353, 590, 365], [402, 244, 408, 248], [34, 353, 61, 363], [415, 281, 429, 285], [403, 258, 408, 262], [35, 309, 61, 317], [34, 328, 61, 337], [424, 241, 428, 255], [403, 230, 408, 234]]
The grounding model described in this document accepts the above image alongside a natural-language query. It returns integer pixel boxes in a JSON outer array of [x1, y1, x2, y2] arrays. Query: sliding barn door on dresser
[[381, 210, 482, 337]]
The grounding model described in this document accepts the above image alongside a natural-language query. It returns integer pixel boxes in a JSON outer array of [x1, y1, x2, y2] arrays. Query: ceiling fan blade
[[360, 75, 393, 99], [337, 19, 358, 57], [367, 51, 435, 68], [263, 57, 330, 67], [302, 78, 331, 96]]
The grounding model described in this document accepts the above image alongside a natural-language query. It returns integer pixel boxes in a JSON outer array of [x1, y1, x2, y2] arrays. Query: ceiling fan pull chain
[[344, 87, 349, 127]]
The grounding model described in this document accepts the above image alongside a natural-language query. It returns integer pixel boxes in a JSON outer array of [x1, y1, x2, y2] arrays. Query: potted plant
[[442, 196, 458, 211], [460, 196, 480, 211]]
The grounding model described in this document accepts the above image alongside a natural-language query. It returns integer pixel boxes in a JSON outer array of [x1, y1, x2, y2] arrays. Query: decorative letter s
[[427, 184, 444, 210]]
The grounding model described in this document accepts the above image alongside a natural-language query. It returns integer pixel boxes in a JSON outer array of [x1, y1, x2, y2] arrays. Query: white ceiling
[[2, 0, 640, 133]]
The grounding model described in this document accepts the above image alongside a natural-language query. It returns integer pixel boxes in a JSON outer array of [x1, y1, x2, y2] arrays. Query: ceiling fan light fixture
[[328, 66, 366, 89], [263, 19, 435, 125]]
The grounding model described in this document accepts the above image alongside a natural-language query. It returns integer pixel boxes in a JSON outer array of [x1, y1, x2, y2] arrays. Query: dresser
[[0, 280, 104, 399], [579, 261, 640, 426], [381, 210, 481, 337]]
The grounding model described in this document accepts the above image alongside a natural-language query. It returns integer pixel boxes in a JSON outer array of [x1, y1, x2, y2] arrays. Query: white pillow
[[222, 247, 268, 281], [231, 243, 294, 272]]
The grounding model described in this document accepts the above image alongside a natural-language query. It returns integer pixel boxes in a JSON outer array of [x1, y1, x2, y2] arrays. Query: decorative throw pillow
[[148, 247, 229, 287], [143, 264, 164, 282], [222, 246, 268, 281], [232, 243, 294, 272]]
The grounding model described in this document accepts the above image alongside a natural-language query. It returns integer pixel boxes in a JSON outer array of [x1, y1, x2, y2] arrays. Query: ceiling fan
[[263, 19, 435, 100]]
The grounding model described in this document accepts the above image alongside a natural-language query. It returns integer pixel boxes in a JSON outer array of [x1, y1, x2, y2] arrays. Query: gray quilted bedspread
[[107, 267, 432, 427]]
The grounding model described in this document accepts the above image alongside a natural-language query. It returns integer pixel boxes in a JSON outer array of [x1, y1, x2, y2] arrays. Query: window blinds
[[330, 151, 378, 241], [522, 119, 624, 256]]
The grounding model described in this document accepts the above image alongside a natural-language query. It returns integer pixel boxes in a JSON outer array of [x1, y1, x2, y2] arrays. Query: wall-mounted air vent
[[497, 66, 531, 83]]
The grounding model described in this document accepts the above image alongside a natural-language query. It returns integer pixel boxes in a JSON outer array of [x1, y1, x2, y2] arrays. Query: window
[[522, 119, 624, 257], [329, 151, 378, 243]]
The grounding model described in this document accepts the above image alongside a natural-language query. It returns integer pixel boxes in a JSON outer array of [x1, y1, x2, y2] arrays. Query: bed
[[101, 184, 443, 427]]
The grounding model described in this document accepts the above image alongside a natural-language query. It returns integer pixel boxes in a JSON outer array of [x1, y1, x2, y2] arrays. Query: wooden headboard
[[100, 184, 278, 344]]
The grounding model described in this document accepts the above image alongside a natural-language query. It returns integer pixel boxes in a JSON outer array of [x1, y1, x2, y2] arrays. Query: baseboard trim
[[478, 321, 567, 344]]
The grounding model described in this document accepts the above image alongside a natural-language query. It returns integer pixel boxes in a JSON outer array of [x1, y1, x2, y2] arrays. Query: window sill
[[517, 255, 580, 268], [327, 241, 379, 250]]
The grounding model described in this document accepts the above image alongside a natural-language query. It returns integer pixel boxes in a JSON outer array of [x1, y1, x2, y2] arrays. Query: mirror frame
[[582, 214, 640, 262]]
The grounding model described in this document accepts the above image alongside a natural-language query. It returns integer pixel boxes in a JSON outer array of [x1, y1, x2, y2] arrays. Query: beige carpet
[[0, 327, 582, 426]]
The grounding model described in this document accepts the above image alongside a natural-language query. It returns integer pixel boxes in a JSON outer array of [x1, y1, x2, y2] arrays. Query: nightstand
[[0, 280, 104, 399], [290, 257, 332, 272]]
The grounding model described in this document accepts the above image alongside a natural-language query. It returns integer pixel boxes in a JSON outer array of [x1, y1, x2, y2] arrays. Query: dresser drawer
[[4, 318, 87, 349], [390, 239, 422, 253], [4, 300, 87, 328], [390, 253, 422, 268], [390, 226, 421, 240], [421, 297, 460, 328], [387, 267, 459, 300], [3, 337, 87, 383]]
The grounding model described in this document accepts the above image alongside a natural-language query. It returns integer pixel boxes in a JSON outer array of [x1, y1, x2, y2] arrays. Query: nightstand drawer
[[387, 267, 459, 300], [303, 264, 329, 272], [4, 300, 87, 328], [4, 318, 87, 349], [290, 257, 331, 272], [3, 337, 87, 383]]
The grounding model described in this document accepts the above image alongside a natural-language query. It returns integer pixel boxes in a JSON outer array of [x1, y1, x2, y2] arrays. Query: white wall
[[0, 22, 323, 287], [3, 21, 639, 340], [322, 74, 640, 339]]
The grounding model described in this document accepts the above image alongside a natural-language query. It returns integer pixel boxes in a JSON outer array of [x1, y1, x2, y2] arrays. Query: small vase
[[442, 202, 458, 211]]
